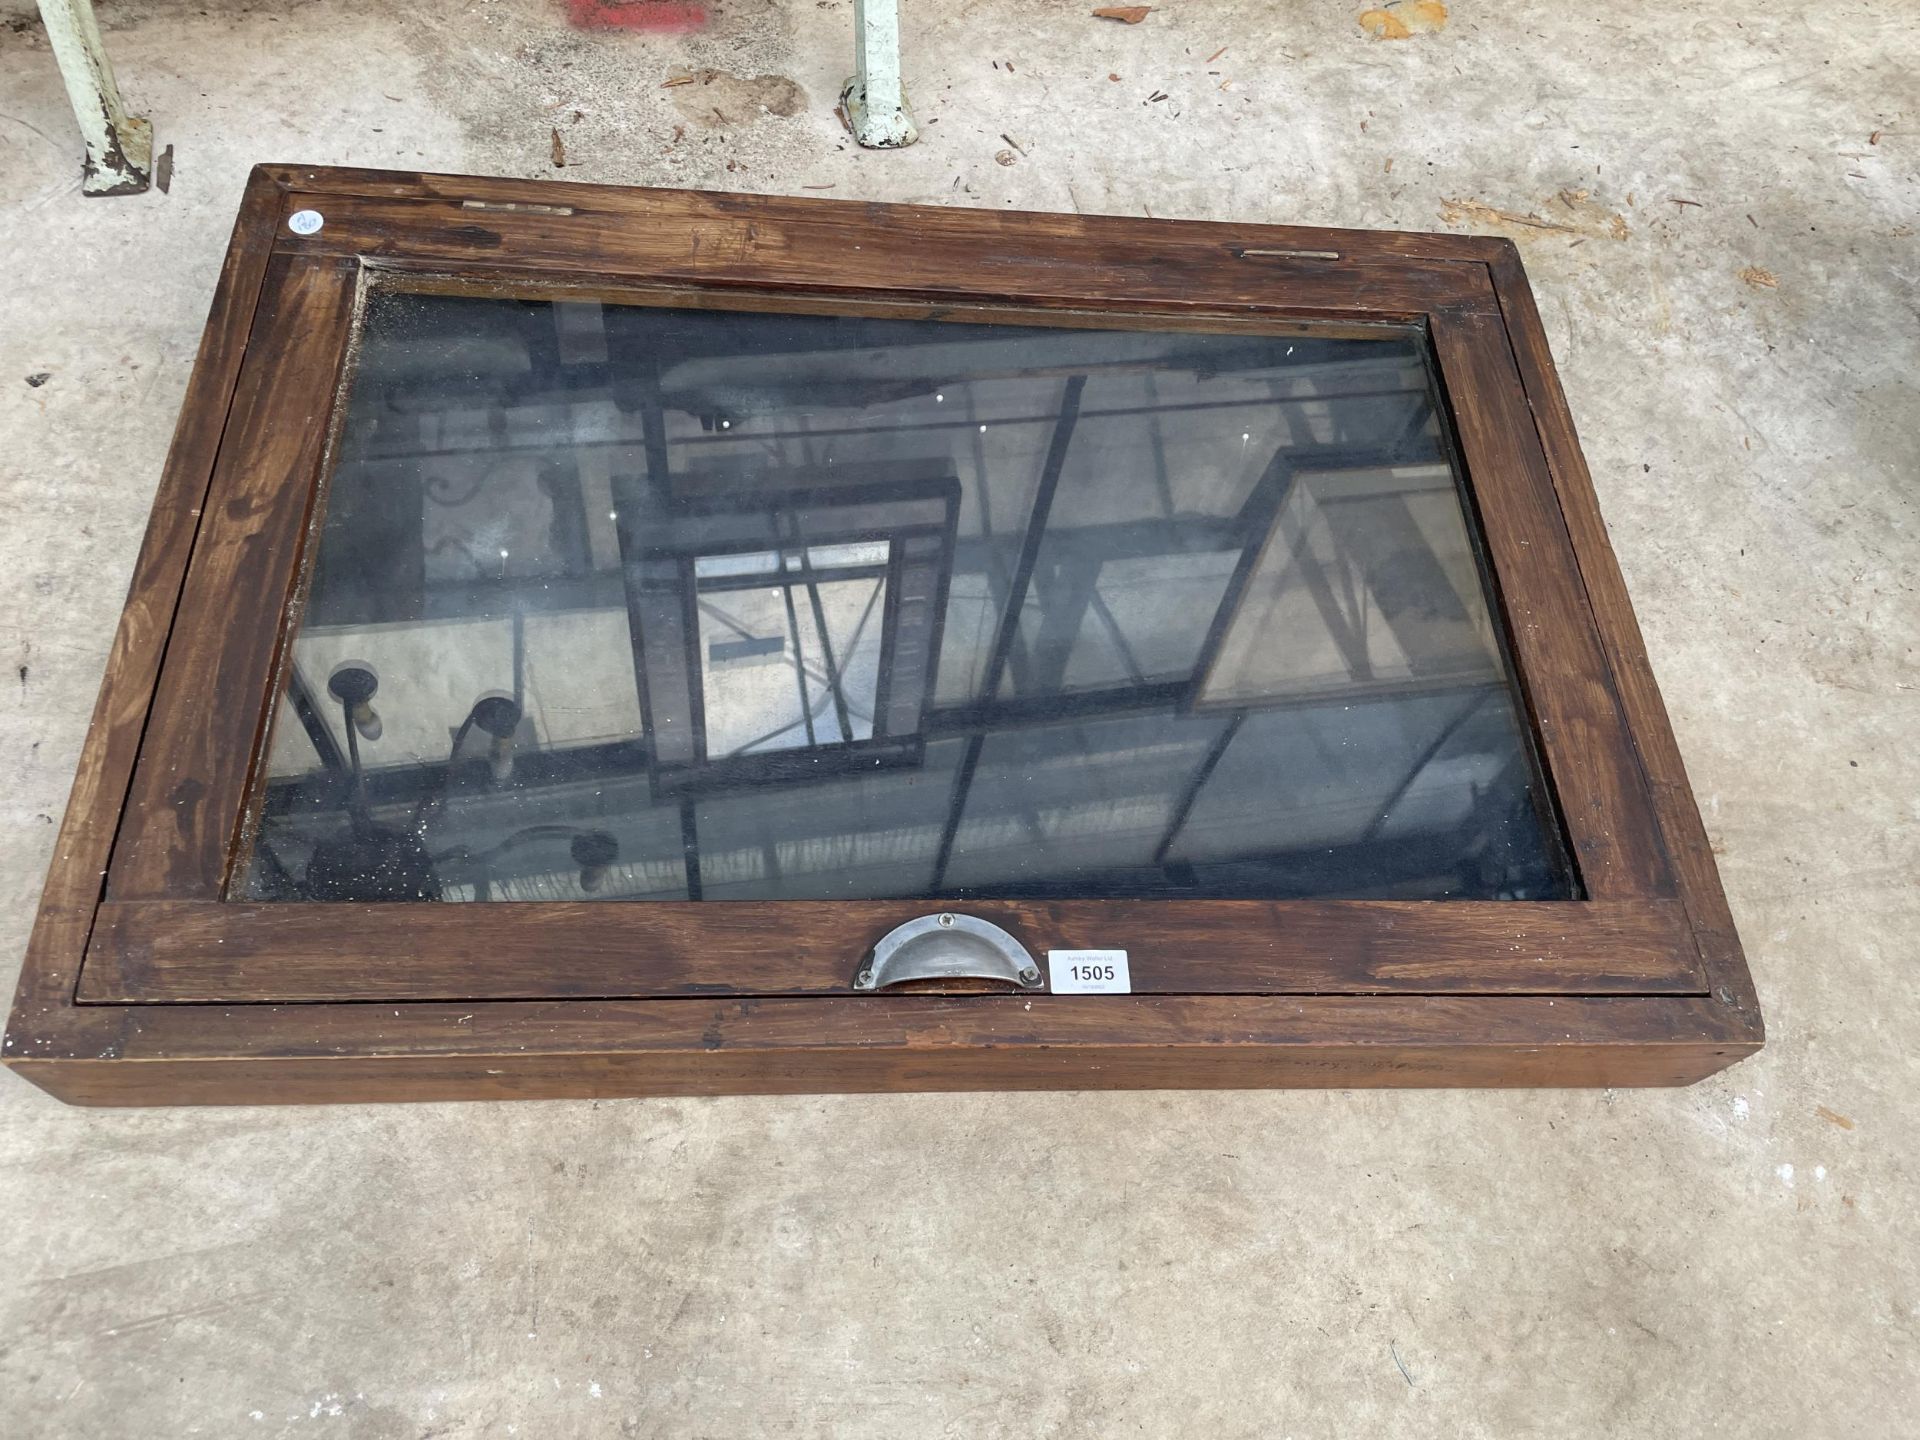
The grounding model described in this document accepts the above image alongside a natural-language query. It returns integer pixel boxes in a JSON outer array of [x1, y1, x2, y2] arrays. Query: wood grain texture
[[1482, 246, 1761, 1031], [258, 164, 1518, 265], [9, 1041, 1755, 1106], [11, 993, 1758, 1106], [106, 252, 359, 900], [273, 190, 1495, 324], [77, 897, 1704, 1003], [3, 166, 288, 1057], [385, 270, 1417, 342], [1429, 308, 1676, 902]]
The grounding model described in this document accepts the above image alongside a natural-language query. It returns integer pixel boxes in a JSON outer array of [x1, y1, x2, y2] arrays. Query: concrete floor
[[1, 0, 1915, 1433]]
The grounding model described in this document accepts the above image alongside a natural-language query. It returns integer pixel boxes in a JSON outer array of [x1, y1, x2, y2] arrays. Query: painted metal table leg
[[38, 0, 153, 195], [841, 0, 917, 149]]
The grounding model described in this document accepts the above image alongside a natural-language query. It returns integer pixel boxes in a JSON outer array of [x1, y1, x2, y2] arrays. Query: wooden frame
[[2, 165, 1761, 1104]]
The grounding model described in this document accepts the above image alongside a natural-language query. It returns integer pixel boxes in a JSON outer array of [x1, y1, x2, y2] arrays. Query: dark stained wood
[[258, 163, 1517, 266], [3, 165, 290, 1054], [3, 168, 1760, 1104], [1429, 308, 1676, 901], [78, 897, 1704, 1003], [97, 201, 1677, 985], [10, 1038, 1758, 1106], [107, 252, 360, 899], [385, 270, 1418, 343], [1482, 246, 1762, 1031], [273, 190, 1496, 324], [12, 991, 1758, 1106]]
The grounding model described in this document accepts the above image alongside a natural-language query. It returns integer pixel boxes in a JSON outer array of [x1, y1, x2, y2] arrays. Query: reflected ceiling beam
[[351, 388, 1424, 465], [679, 796, 703, 901], [787, 510, 853, 744], [615, 360, 709, 893], [1152, 713, 1245, 866], [1358, 688, 1493, 845], [978, 374, 1088, 704], [931, 374, 1087, 892], [778, 551, 819, 749]]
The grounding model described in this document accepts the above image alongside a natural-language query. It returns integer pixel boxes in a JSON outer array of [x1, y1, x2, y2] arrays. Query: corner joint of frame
[[247, 164, 300, 195]]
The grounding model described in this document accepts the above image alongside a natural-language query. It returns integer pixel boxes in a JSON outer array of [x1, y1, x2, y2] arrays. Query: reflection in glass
[[240, 292, 1575, 903]]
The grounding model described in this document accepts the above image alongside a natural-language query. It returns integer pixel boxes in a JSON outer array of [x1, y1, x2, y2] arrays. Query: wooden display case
[[3, 165, 1761, 1104]]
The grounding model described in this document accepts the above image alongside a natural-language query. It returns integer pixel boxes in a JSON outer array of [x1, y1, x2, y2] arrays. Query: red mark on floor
[[567, 0, 706, 32]]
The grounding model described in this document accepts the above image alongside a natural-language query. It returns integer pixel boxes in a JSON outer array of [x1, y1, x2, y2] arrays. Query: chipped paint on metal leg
[[38, 0, 154, 195], [842, 0, 918, 148]]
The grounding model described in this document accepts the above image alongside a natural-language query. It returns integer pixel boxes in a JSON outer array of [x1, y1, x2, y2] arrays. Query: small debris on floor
[[1093, 6, 1153, 23], [666, 69, 807, 127], [155, 144, 174, 193], [1738, 265, 1778, 289], [25, 373, 51, 387], [1358, 0, 1448, 40], [995, 149, 1017, 166], [551, 128, 567, 167], [1440, 192, 1630, 242]]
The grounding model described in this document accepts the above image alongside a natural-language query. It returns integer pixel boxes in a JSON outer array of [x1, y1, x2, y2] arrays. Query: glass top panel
[[238, 290, 1576, 904]]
